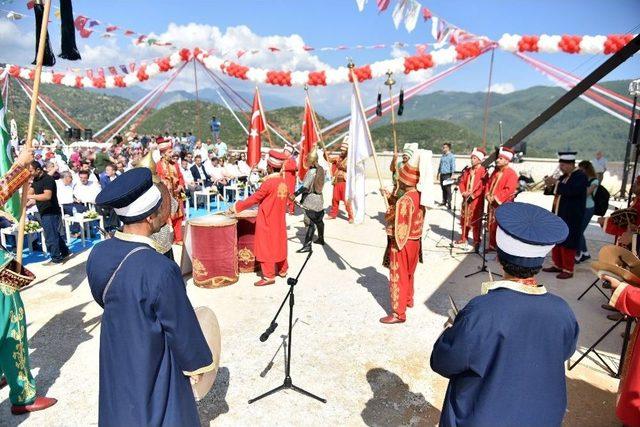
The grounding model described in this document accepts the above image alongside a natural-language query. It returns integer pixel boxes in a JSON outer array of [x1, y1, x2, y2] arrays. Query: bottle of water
[[72, 206, 78, 218]]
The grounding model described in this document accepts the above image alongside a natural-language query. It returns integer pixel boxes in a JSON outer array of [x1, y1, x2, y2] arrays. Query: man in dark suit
[[190, 155, 212, 188]]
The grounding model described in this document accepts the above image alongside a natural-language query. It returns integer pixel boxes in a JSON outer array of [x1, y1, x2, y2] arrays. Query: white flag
[[346, 84, 374, 224], [355, 0, 368, 12], [392, 0, 408, 29], [404, 0, 421, 33]]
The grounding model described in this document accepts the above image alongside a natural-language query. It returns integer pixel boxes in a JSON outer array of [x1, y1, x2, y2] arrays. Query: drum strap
[[102, 246, 152, 302]]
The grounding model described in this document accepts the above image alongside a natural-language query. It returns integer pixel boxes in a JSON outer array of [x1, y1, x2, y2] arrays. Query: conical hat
[[191, 306, 221, 401], [398, 149, 421, 187], [136, 151, 160, 183]]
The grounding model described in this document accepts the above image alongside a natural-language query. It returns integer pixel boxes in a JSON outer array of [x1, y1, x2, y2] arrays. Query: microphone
[[259, 322, 278, 342]]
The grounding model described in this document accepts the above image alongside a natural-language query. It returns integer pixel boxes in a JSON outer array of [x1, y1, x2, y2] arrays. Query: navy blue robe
[[87, 236, 213, 427], [431, 284, 579, 427], [547, 169, 588, 250]]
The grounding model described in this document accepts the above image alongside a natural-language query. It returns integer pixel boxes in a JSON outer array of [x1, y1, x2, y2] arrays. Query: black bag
[[592, 179, 610, 216]]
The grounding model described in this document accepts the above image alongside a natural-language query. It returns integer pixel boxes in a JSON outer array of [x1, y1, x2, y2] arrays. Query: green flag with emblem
[[0, 95, 21, 219]]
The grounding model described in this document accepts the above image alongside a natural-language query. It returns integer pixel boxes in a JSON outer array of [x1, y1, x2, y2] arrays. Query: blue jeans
[[579, 207, 594, 254], [40, 214, 70, 261]]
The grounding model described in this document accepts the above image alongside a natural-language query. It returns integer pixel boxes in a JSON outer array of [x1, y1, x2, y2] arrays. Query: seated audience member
[[238, 152, 251, 176], [99, 163, 118, 189], [56, 171, 87, 235], [45, 160, 61, 180], [73, 170, 101, 204], [190, 155, 213, 188]]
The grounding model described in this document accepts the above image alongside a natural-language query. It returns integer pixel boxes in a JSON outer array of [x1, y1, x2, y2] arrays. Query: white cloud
[[490, 82, 515, 94]]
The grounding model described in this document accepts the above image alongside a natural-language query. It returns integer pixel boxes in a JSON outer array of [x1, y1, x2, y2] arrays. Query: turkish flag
[[246, 89, 265, 168], [298, 97, 319, 180]]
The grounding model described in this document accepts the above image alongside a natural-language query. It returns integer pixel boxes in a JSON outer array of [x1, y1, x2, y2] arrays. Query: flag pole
[[255, 86, 275, 148], [16, 0, 52, 265], [304, 85, 326, 150], [385, 71, 399, 177], [348, 62, 388, 209]]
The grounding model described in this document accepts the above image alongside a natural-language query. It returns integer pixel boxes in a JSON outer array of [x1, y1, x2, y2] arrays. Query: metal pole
[[620, 94, 638, 200]]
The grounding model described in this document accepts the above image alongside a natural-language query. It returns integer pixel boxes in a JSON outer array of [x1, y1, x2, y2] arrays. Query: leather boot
[[314, 221, 325, 245]]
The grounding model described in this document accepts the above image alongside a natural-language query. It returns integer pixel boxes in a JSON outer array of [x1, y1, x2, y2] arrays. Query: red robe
[[156, 159, 185, 243], [328, 156, 353, 220], [387, 189, 424, 320], [235, 173, 288, 274], [458, 165, 487, 244], [283, 157, 297, 214], [485, 166, 518, 249], [611, 283, 640, 427]]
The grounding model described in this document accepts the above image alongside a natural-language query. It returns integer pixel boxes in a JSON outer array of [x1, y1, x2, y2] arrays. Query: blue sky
[[1, 0, 638, 115]]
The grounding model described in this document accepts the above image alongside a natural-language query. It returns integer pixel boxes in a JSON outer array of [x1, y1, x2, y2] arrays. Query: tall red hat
[[267, 149, 287, 169], [498, 146, 514, 162], [398, 150, 421, 187]]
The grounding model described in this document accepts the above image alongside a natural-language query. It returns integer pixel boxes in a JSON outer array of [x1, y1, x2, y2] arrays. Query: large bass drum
[[234, 209, 259, 273], [188, 215, 238, 288]]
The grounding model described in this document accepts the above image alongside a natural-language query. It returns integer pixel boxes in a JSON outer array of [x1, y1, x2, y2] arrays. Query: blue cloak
[[431, 283, 579, 427], [549, 169, 588, 250], [87, 235, 213, 427]]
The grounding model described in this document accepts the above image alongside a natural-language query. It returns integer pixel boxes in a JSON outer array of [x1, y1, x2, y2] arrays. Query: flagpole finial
[[304, 84, 309, 92], [347, 57, 355, 69], [384, 71, 395, 88]]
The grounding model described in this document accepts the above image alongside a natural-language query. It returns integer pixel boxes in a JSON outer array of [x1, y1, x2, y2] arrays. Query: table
[[63, 215, 105, 247], [1, 227, 47, 253], [224, 184, 247, 202], [193, 189, 220, 213]]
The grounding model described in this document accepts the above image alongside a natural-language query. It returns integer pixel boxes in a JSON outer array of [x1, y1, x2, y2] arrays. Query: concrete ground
[[0, 181, 625, 426]]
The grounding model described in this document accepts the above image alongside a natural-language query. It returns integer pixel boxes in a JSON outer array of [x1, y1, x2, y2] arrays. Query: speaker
[[72, 128, 81, 139], [83, 129, 93, 141], [633, 119, 640, 146], [65, 127, 73, 138]]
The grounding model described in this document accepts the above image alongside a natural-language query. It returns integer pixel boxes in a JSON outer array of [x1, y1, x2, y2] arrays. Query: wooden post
[[16, 0, 52, 265], [348, 65, 388, 209]]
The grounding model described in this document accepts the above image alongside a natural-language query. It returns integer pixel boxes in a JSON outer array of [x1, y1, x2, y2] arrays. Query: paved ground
[[0, 181, 625, 426]]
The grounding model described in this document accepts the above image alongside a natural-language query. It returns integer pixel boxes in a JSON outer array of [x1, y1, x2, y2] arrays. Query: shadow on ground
[[322, 243, 390, 313], [361, 367, 440, 426], [197, 366, 230, 426], [564, 375, 617, 426], [0, 302, 99, 425]]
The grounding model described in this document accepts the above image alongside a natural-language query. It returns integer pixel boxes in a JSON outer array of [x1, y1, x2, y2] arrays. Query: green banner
[[0, 96, 21, 219]]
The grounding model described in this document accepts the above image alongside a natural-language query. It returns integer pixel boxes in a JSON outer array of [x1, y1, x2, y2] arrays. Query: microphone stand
[[249, 249, 326, 404], [465, 207, 502, 279], [436, 186, 458, 257]]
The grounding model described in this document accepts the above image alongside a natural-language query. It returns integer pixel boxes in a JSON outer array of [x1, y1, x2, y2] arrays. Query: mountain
[[374, 80, 633, 160], [5, 77, 633, 160]]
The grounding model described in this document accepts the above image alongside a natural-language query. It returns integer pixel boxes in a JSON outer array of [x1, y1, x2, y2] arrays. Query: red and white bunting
[[498, 33, 636, 55]]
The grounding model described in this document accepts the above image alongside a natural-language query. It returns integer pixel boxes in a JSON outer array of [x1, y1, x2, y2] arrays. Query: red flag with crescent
[[247, 89, 265, 168], [298, 97, 319, 180]]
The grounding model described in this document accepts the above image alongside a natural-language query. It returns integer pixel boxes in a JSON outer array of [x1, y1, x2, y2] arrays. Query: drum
[[234, 209, 259, 273], [189, 215, 238, 288]]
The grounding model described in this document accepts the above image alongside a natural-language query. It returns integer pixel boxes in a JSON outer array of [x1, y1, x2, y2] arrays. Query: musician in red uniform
[[282, 145, 298, 215], [155, 138, 185, 243], [598, 176, 640, 245], [229, 149, 289, 286], [456, 147, 487, 251], [327, 139, 354, 223], [380, 151, 425, 324], [485, 147, 518, 251]]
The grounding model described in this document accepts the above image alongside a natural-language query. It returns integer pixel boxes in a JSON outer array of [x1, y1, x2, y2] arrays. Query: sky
[[0, 0, 638, 116]]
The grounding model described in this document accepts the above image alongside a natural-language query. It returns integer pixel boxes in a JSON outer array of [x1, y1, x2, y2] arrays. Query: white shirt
[[592, 157, 607, 173], [194, 146, 209, 163], [180, 166, 194, 185], [257, 157, 267, 173], [238, 160, 251, 176], [56, 180, 75, 205], [215, 141, 228, 157], [209, 165, 226, 181], [74, 181, 101, 204], [223, 164, 239, 179]]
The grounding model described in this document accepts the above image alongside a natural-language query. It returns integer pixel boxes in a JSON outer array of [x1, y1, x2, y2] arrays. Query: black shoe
[[296, 245, 312, 253], [313, 238, 325, 245], [579, 254, 591, 263]]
